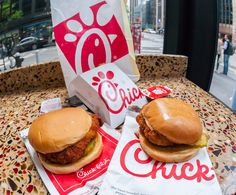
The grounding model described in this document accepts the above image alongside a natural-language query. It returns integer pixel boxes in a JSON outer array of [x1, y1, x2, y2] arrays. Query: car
[[158, 28, 165, 34], [33, 30, 49, 46], [143, 28, 156, 34], [13, 36, 43, 53], [148, 29, 156, 34]]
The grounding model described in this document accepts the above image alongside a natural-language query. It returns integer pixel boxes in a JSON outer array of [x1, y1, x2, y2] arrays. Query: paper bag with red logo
[[71, 63, 147, 128], [20, 124, 120, 195], [99, 111, 222, 195], [50, 0, 139, 97]]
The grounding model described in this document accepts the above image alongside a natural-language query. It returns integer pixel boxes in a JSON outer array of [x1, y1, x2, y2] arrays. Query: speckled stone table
[[0, 55, 235, 194]]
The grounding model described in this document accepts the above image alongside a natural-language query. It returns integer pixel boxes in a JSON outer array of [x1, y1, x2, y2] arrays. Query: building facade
[[218, 0, 236, 79], [156, 0, 165, 30], [219, 0, 236, 44], [145, 0, 151, 27], [150, 0, 156, 28], [145, 0, 165, 31], [233, 0, 236, 44], [129, 0, 165, 31], [0, 0, 51, 42], [130, 0, 139, 24]]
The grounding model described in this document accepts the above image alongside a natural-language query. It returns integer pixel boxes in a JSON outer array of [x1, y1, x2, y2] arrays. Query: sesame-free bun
[[28, 108, 92, 154], [141, 98, 202, 145], [139, 132, 199, 163], [38, 133, 103, 174]]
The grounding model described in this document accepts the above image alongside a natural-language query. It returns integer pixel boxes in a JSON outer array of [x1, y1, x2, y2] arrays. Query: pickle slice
[[190, 133, 209, 148], [84, 139, 96, 156]]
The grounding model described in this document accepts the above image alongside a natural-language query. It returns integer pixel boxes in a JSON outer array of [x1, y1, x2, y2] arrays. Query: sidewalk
[[0, 57, 16, 71], [226, 52, 236, 80], [210, 54, 236, 111]]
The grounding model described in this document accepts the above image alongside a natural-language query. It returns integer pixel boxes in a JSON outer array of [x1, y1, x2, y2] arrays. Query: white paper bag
[[71, 63, 147, 128], [50, 0, 139, 97], [99, 111, 223, 195]]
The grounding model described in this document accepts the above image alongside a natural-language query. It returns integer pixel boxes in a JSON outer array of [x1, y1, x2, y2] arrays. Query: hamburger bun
[[29, 108, 92, 154], [141, 98, 202, 144], [139, 132, 199, 163], [38, 133, 103, 174]]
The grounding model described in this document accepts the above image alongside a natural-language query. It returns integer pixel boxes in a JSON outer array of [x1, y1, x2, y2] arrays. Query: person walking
[[216, 34, 223, 72], [223, 34, 231, 75]]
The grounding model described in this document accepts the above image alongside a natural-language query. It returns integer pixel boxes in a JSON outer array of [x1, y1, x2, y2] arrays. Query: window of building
[[22, 0, 31, 15], [35, 0, 46, 12], [220, 0, 233, 25]]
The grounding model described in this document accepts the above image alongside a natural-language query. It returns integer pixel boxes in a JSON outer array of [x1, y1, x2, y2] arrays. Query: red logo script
[[92, 70, 143, 114], [54, 1, 128, 74], [45, 128, 118, 195], [120, 139, 215, 182]]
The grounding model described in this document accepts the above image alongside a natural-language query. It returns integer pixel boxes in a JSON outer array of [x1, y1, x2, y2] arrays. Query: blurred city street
[[20, 46, 58, 67], [210, 54, 236, 109], [210, 72, 236, 108], [141, 33, 236, 110], [141, 32, 163, 53], [0, 45, 58, 71]]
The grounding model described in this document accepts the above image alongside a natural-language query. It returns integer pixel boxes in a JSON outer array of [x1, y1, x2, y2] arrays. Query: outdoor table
[[0, 54, 235, 194]]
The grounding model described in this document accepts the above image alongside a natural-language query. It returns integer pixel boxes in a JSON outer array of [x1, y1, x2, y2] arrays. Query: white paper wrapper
[[99, 111, 223, 195], [50, 0, 139, 97], [40, 98, 62, 114], [71, 63, 147, 128], [20, 124, 120, 195]]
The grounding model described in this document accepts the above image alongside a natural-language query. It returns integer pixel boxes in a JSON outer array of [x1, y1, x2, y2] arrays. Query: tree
[[1, 1, 23, 21], [0, 1, 23, 31], [9, 10, 23, 21]]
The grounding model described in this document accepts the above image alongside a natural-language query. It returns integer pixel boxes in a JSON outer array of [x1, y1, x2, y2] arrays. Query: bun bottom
[[38, 133, 103, 174], [139, 132, 199, 163]]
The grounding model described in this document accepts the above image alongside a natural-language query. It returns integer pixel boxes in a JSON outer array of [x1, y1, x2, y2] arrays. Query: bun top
[[141, 98, 202, 144], [28, 108, 92, 154]]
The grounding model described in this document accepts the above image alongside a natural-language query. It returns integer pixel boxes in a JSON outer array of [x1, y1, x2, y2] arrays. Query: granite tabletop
[[0, 55, 235, 194]]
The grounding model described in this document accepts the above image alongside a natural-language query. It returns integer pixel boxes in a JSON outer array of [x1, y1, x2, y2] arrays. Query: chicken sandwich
[[28, 108, 103, 174], [136, 98, 208, 163]]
